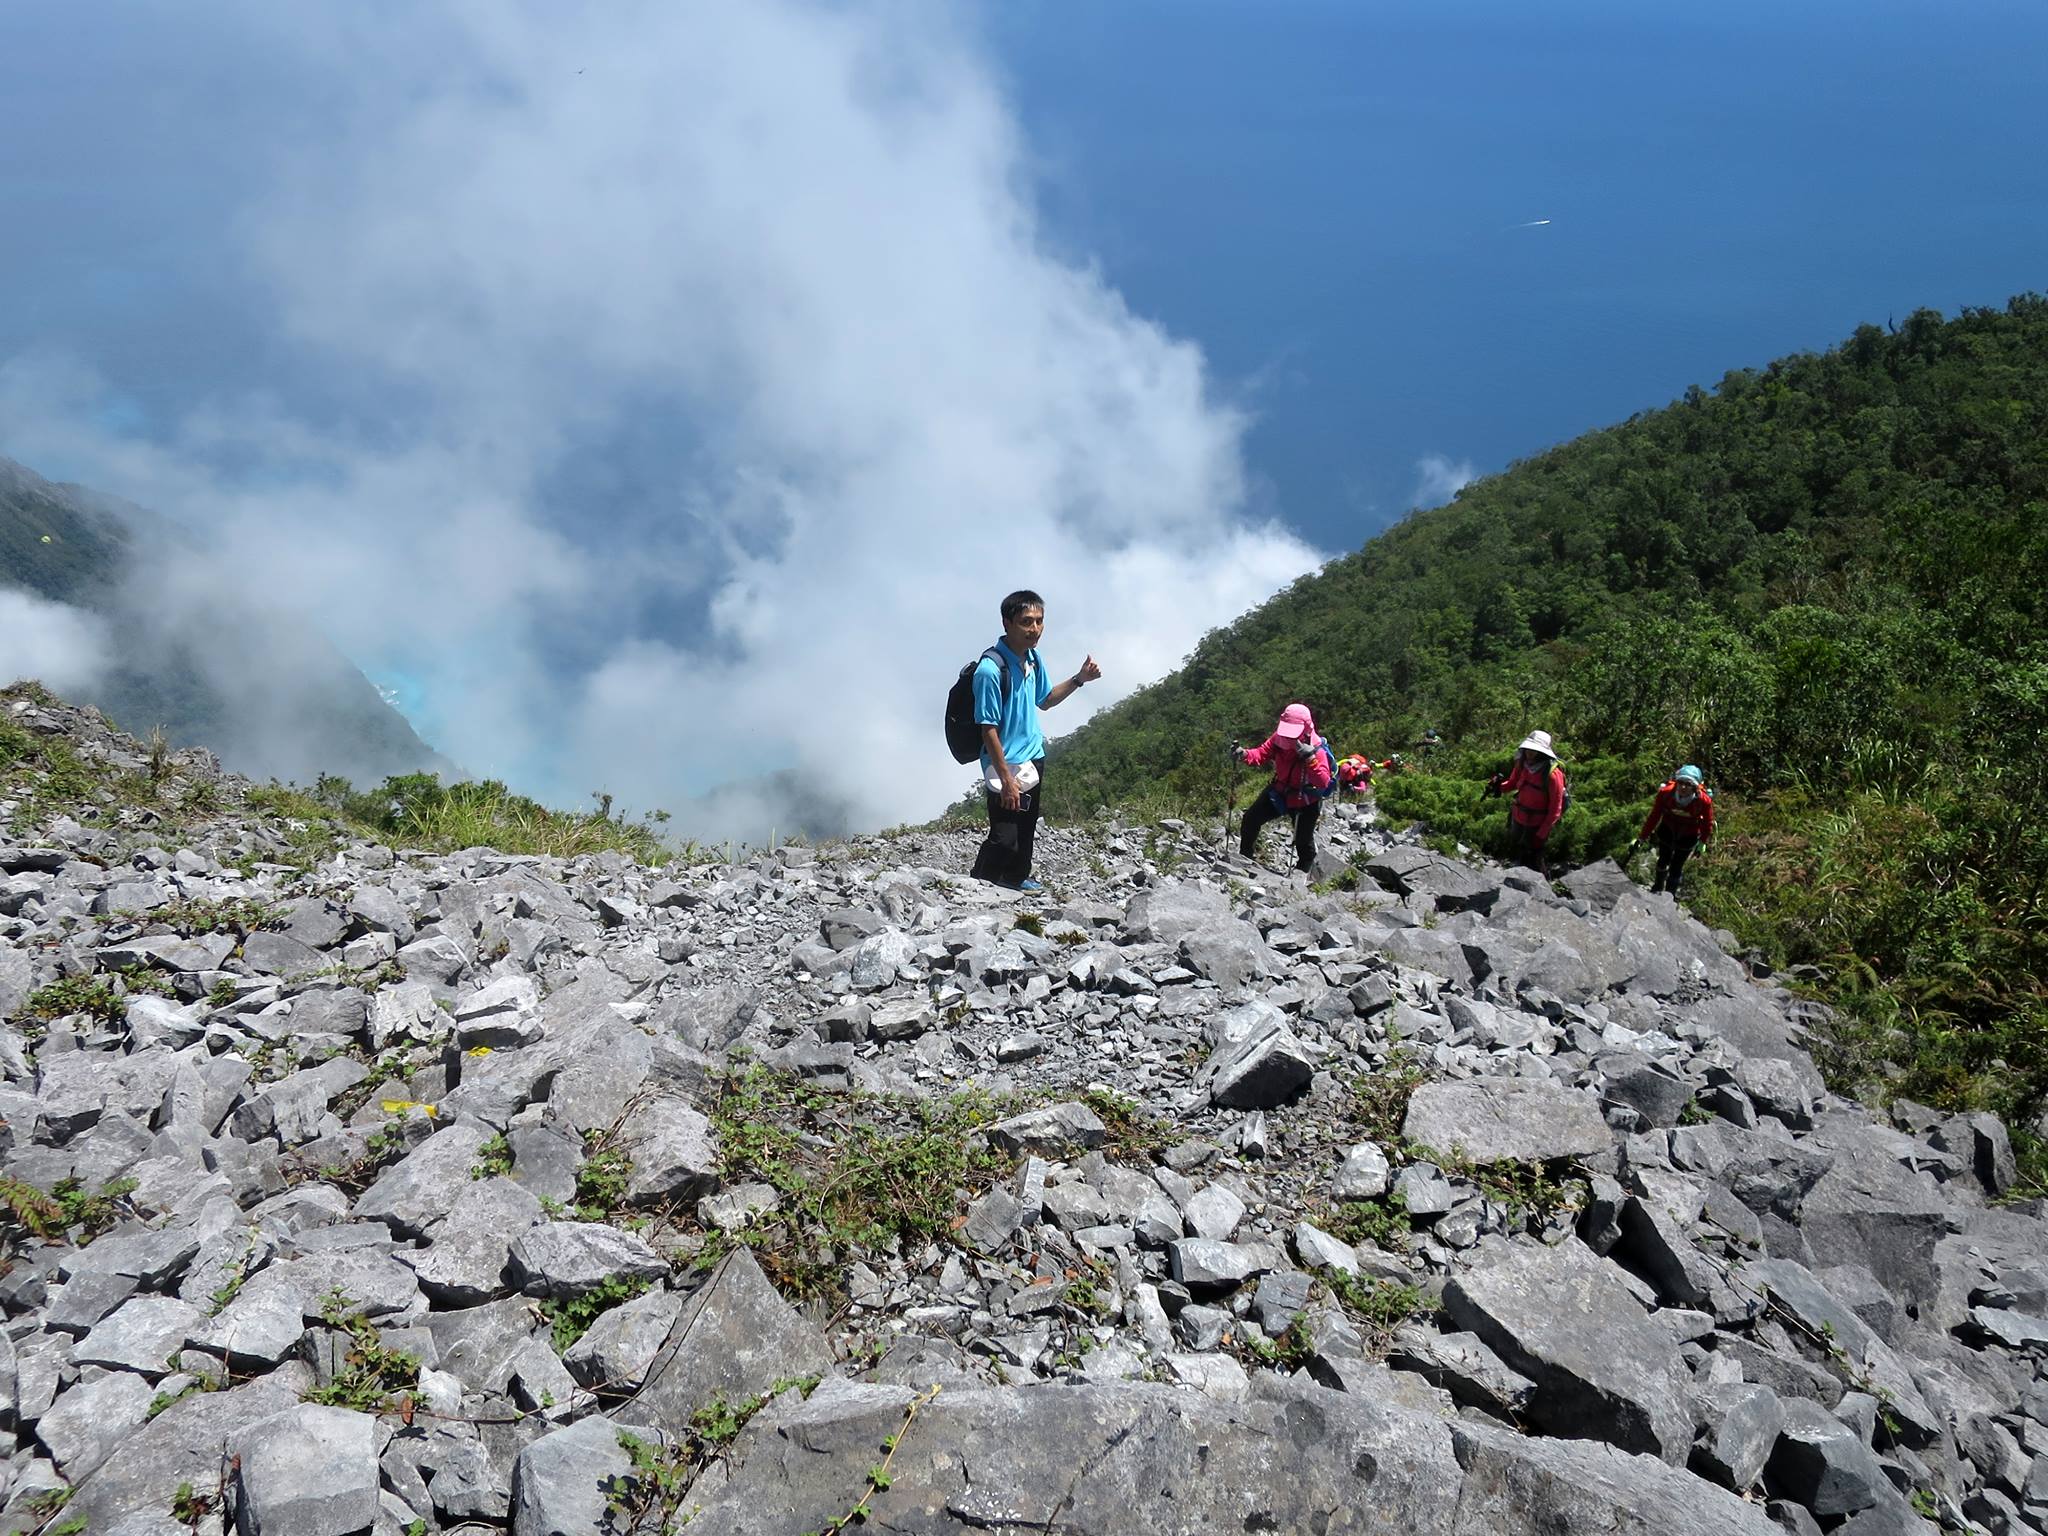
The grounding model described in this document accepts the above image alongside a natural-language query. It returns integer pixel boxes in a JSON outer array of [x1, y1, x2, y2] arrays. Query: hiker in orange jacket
[[1632, 764, 1714, 898], [1485, 729, 1565, 874]]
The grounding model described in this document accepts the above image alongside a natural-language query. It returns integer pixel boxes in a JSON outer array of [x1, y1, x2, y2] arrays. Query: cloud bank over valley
[[0, 0, 1319, 838]]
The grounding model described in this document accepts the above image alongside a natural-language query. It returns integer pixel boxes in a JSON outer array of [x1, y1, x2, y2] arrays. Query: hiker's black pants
[[1652, 824, 1698, 897], [1241, 789, 1320, 872], [973, 761, 1043, 886], [1506, 817, 1548, 875]]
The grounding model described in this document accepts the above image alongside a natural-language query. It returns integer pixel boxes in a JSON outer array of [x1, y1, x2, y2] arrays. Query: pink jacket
[[1244, 706, 1334, 809]]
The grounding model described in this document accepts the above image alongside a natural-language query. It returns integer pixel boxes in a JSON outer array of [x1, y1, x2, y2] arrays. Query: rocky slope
[[0, 692, 2043, 1536]]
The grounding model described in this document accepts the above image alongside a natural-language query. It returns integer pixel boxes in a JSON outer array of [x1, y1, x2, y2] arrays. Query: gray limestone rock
[[356, 1122, 499, 1238], [986, 1102, 1106, 1158], [1331, 1142, 1392, 1200], [37, 1368, 155, 1478], [70, 1372, 306, 1531], [616, 1248, 834, 1432], [74, 1295, 206, 1373], [1177, 919, 1271, 993], [681, 1376, 1781, 1536], [1443, 1238, 1694, 1464], [1168, 1238, 1279, 1293], [1765, 1397, 1891, 1517], [1386, 1326, 1536, 1421], [616, 1094, 721, 1206], [1402, 1076, 1610, 1165], [1691, 1381, 1786, 1491], [1797, 1142, 1949, 1311], [508, 1222, 668, 1299], [562, 1286, 684, 1392], [1449, 1417, 1781, 1535], [1735, 1055, 1826, 1130], [1207, 1023, 1316, 1108], [1121, 884, 1234, 946], [510, 1412, 639, 1536], [819, 907, 885, 951], [240, 928, 331, 979], [228, 1403, 381, 1535]]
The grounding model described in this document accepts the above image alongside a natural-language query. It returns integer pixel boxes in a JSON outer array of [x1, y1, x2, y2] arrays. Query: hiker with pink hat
[[1234, 703, 1337, 872], [1485, 728, 1568, 874]]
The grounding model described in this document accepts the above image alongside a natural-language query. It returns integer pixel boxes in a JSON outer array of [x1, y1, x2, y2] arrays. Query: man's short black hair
[[1000, 590, 1045, 623]]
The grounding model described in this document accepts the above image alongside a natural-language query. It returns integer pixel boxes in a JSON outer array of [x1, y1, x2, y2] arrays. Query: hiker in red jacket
[[1485, 729, 1565, 874], [1236, 703, 1336, 872], [1632, 764, 1714, 898]]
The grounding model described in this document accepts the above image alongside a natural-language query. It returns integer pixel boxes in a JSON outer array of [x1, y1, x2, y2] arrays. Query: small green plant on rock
[[169, 1479, 214, 1528], [471, 1133, 514, 1180], [1323, 1271, 1431, 1353], [25, 975, 125, 1024], [49, 1174, 139, 1242], [539, 1273, 654, 1353], [303, 1288, 420, 1414], [1329, 1189, 1411, 1252]]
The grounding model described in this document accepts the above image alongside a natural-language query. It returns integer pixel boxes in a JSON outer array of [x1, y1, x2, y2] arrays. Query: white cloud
[[1414, 453, 1479, 508], [0, 590, 110, 695], [0, 1, 1319, 836]]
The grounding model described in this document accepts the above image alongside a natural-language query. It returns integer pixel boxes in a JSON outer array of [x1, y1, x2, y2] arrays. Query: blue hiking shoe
[[1016, 878, 1045, 894]]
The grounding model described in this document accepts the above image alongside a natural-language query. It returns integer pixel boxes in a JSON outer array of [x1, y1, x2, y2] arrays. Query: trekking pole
[[1222, 740, 1240, 848]]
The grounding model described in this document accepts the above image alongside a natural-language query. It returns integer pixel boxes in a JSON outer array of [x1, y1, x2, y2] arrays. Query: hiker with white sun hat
[[1484, 727, 1568, 875]]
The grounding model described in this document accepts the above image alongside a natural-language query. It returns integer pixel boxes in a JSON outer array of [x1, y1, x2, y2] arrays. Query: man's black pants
[[1652, 824, 1699, 897], [972, 761, 1043, 886], [1241, 789, 1320, 873]]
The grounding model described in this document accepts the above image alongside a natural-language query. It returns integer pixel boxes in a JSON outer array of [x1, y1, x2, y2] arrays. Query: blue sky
[[1, 1, 2043, 831], [990, 0, 2048, 535]]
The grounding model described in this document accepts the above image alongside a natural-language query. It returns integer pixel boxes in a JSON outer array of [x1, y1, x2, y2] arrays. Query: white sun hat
[[1515, 729, 1557, 758]]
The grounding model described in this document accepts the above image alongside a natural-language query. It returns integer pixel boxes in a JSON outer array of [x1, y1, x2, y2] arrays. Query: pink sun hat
[[1273, 703, 1316, 740]]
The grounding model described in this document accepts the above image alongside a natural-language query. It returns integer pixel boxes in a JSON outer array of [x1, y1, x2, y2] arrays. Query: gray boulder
[[1178, 919, 1271, 993], [510, 1412, 638, 1536], [616, 1248, 834, 1432], [616, 1095, 721, 1206], [508, 1222, 668, 1299], [1403, 1077, 1610, 1165], [356, 1122, 499, 1238], [70, 1373, 304, 1530], [1121, 884, 1233, 946], [36, 1368, 154, 1478], [1691, 1381, 1785, 1491], [1765, 1398, 1890, 1517], [227, 1403, 380, 1535], [1443, 1239, 1693, 1464], [986, 1103, 1106, 1158], [1797, 1142, 1949, 1310], [1207, 1025, 1316, 1109]]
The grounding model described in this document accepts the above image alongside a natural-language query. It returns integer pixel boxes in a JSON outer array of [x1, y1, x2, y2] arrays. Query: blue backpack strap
[[1311, 740, 1340, 799]]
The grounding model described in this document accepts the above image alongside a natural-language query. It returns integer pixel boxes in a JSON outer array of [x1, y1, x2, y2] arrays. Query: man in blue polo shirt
[[971, 589, 1101, 891]]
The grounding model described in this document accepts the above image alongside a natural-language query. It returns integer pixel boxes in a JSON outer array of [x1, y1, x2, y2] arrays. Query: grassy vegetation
[[249, 771, 679, 865], [5, 678, 688, 869], [705, 1063, 1016, 1299]]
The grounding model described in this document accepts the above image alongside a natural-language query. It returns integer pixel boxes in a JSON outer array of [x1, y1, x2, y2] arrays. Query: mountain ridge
[[0, 453, 453, 789]]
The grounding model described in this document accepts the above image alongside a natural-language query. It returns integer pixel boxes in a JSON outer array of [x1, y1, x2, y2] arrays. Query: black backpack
[[944, 646, 1025, 764]]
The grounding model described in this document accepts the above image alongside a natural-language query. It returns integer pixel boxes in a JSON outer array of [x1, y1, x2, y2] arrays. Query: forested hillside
[[1045, 296, 2048, 1155]]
